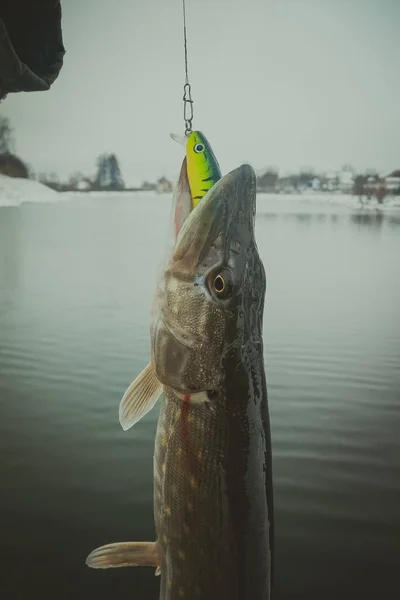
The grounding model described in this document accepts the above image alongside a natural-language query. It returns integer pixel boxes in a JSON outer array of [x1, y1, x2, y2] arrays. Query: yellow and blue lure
[[171, 131, 221, 209]]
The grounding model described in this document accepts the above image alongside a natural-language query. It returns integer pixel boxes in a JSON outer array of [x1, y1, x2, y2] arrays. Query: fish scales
[[153, 256, 272, 599]]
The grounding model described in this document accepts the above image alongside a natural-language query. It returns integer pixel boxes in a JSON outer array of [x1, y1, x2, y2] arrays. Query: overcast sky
[[2, 0, 399, 185]]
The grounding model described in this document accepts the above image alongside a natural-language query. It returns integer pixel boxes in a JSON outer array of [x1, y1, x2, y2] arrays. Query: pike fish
[[86, 162, 274, 600]]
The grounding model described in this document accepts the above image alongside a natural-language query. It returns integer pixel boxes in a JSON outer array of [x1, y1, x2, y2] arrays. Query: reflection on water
[[0, 195, 399, 600], [259, 209, 400, 227], [0, 209, 22, 299]]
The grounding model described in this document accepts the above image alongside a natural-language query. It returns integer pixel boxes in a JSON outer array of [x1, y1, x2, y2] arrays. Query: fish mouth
[[172, 164, 257, 266]]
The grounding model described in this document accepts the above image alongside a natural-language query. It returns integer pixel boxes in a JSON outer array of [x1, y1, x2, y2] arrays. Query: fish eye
[[209, 269, 233, 299], [194, 143, 204, 153], [214, 275, 225, 293]]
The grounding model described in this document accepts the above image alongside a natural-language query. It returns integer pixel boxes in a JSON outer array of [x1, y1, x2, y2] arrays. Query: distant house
[[312, 177, 321, 191], [385, 177, 400, 193], [338, 170, 354, 193], [141, 181, 157, 191], [384, 170, 400, 194], [277, 176, 297, 194], [323, 172, 339, 192], [77, 179, 92, 191], [364, 175, 380, 196]]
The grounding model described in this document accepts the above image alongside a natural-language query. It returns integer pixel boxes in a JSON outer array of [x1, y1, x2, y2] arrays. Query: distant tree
[[36, 171, 60, 191], [67, 172, 85, 190], [81, 177, 95, 190], [48, 172, 59, 183], [95, 154, 108, 189], [141, 180, 157, 191], [95, 153, 124, 190], [38, 172, 50, 185], [26, 163, 36, 179], [375, 184, 386, 205], [258, 168, 279, 192], [319, 174, 328, 191], [341, 164, 356, 174], [352, 174, 367, 200], [156, 176, 173, 193], [298, 170, 315, 188], [0, 153, 28, 178], [364, 175, 380, 200], [0, 116, 15, 153], [109, 154, 124, 190], [288, 174, 299, 191]]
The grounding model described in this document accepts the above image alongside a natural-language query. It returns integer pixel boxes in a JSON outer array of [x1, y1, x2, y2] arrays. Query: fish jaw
[[172, 163, 256, 270], [172, 157, 192, 239]]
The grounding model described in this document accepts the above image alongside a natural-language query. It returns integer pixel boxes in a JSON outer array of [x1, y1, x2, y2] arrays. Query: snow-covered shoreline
[[0, 174, 62, 207], [1, 174, 400, 213], [257, 191, 400, 213]]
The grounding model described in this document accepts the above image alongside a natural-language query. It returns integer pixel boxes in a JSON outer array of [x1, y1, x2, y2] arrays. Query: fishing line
[[182, 0, 194, 135]]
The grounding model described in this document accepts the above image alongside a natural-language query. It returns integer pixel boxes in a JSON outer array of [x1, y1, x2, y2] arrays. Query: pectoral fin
[[86, 541, 160, 570], [119, 363, 163, 431]]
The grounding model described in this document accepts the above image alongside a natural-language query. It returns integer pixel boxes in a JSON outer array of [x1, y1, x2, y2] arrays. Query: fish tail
[[86, 541, 160, 570]]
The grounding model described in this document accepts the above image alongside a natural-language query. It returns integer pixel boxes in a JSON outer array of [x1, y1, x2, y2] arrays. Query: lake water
[[0, 192, 399, 599]]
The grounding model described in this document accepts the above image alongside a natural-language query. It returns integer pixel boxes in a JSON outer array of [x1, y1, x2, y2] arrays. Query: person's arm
[[0, 0, 65, 100]]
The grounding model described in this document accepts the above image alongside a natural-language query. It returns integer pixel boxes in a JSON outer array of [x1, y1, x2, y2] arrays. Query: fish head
[[151, 163, 264, 397]]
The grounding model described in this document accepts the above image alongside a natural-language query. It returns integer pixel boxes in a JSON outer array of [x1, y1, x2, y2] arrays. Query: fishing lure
[[171, 131, 221, 208]]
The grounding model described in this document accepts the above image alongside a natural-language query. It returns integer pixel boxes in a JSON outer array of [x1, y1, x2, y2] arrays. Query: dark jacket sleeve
[[0, 0, 65, 98]]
